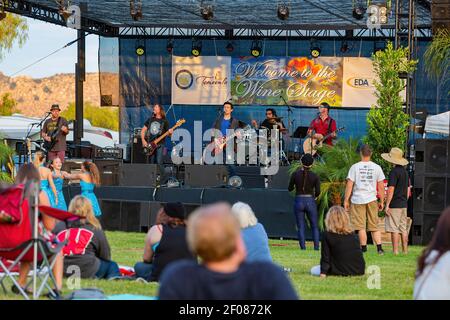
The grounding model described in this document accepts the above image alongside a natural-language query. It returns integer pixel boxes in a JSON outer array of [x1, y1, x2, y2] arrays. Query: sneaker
[[377, 249, 385, 255], [11, 285, 32, 295]]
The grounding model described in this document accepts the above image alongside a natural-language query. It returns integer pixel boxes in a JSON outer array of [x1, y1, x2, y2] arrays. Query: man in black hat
[[307, 102, 337, 146], [41, 104, 69, 162]]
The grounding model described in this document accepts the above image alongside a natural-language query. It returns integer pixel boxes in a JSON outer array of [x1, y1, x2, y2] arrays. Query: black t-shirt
[[144, 117, 169, 144], [288, 168, 321, 197], [42, 117, 69, 151], [388, 165, 409, 208], [158, 260, 299, 300], [150, 224, 196, 282], [320, 231, 365, 276]]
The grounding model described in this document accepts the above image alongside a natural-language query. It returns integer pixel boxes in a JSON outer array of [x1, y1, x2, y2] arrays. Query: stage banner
[[342, 57, 378, 108], [172, 56, 231, 105], [230, 56, 343, 107]]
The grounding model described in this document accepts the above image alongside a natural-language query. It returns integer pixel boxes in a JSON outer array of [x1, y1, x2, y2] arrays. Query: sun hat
[[381, 147, 409, 166]]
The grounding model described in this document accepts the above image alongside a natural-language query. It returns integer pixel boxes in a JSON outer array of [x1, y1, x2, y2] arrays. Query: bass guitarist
[[141, 104, 173, 165], [306, 102, 337, 151], [41, 104, 69, 162]]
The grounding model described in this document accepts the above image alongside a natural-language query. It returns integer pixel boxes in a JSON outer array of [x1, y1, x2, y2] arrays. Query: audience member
[[344, 144, 385, 254], [134, 202, 195, 282], [414, 207, 450, 299], [158, 202, 298, 300], [231, 202, 272, 262], [310, 206, 365, 278], [53, 195, 121, 280]]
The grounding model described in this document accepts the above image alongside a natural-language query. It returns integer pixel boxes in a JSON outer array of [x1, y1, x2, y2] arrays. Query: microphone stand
[[279, 96, 294, 164]]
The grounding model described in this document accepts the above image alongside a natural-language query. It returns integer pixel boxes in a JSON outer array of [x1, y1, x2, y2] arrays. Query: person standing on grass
[[414, 207, 450, 300], [344, 144, 386, 255], [310, 206, 365, 278], [381, 148, 410, 255]]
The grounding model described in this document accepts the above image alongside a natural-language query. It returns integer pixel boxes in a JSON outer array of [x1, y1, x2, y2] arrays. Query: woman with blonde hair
[[310, 205, 365, 278], [53, 195, 121, 279], [33, 151, 58, 207], [231, 202, 272, 262], [63, 160, 102, 216]]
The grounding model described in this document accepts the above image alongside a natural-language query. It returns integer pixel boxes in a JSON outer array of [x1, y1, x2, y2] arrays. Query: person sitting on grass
[[134, 202, 195, 282], [231, 202, 272, 262], [311, 205, 365, 278], [414, 207, 450, 300], [158, 202, 299, 300], [53, 195, 121, 280]]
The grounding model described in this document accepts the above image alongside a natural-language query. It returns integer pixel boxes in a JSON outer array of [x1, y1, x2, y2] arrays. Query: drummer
[[251, 108, 287, 135]]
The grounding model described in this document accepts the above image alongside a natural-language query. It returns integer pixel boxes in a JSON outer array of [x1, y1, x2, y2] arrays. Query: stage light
[[191, 40, 202, 57], [166, 40, 174, 54], [136, 45, 145, 56], [226, 42, 234, 53], [340, 41, 349, 53], [228, 176, 243, 188], [379, 5, 388, 24], [352, 1, 366, 20], [200, 4, 213, 20], [130, 0, 143, 21], [251, 40, 262, 58], [277, 4, 290, 20], [310, 46, 321, 58]]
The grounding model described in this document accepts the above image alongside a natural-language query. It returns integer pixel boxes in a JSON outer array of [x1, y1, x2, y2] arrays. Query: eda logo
[[346, 77, 374, 89]]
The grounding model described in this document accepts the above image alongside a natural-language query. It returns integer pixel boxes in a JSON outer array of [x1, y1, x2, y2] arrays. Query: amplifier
[[94, 147, 124, 160]]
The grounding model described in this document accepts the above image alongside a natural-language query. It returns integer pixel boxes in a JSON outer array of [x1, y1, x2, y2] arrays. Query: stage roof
[[5, 0, 432, 37]]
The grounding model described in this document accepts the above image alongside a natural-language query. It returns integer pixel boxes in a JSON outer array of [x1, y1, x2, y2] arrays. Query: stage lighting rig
[[200, 1, 214, 20], [340, 41, 349, 53], [277, 3, 290, 20], [166, 40, 174, 54], [191, 40, 202, 57], [251, 40, 262, 58], [352, 0, 366, 20], [136, 45, 145, 56], [226, 42, 234, 53], [310, 40, 321, 58], [130, 0, 143, 21]]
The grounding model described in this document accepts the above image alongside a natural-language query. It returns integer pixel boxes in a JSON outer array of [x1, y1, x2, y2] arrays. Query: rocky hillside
[[0, 72, 113, 116]]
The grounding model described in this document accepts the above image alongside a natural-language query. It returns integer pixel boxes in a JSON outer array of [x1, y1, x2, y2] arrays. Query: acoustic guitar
[[303, 127, 345, 155], [143, 119, 186, 156]]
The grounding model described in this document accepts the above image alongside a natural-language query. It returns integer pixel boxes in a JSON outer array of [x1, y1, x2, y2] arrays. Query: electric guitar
[[303, 127, 345, 155], [207, 125, 252, 156], [143, 119, 186, 156], [43, 118, 62, 152]]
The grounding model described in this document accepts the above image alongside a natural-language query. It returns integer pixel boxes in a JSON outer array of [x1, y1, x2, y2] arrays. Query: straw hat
[[381, 148, 408, 166]]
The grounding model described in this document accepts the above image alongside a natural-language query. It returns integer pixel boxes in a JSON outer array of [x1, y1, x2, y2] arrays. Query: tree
[[423, 28, 450, 83], [364, 42, 418, 174], [0, 93, 19, 116], [61, 102, 119, 131], [0, 13, 28, 62]]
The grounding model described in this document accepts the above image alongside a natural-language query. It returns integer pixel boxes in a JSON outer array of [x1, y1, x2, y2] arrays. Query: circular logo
[[175, 69, 194, 90], [150, 121, 162, 135]]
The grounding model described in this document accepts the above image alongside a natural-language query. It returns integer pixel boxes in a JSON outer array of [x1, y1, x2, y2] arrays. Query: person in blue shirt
[[158, 202, 299, 300]]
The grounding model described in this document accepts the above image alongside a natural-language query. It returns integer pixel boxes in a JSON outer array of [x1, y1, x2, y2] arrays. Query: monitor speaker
[[184, 165, 228, 187], [93, 159, 122, 186], [233, 166, 266, 189], [120, 163, 160, 187]]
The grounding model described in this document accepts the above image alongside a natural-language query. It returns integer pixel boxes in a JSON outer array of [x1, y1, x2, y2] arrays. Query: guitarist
[[41, 104, 69, 162], [141, 104, 173, 165], [307, 102, 337, 148]]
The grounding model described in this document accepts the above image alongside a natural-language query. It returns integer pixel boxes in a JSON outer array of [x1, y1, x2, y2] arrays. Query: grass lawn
[[0, 231, 423, 300]]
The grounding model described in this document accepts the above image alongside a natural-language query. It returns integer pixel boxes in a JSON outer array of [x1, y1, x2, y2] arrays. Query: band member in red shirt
[[307, 102, 337, 146]]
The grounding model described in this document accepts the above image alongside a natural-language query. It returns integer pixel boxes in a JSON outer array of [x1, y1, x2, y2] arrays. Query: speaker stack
[[431, 0, 450, 34], [412, 138, 450, 245]]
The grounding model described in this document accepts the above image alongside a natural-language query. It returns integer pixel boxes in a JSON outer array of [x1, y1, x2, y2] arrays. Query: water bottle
[[294, 144, 299, 153]]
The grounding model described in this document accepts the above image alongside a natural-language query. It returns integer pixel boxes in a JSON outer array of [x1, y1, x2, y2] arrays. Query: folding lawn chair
[[0, 183, 75, 300]]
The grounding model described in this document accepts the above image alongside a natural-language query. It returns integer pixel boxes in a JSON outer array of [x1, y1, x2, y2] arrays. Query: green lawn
[[0, 231, 423, 300]]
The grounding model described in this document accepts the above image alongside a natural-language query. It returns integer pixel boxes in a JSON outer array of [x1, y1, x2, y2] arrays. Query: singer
[[307, 102, 337, 147], [41, 104, 69, 162]]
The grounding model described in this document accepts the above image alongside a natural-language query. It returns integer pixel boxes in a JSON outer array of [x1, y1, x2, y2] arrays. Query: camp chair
[[0, 183, 75, 299]]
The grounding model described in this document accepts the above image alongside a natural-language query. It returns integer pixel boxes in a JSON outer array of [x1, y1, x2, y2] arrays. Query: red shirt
[[308, 116, 337, 145]]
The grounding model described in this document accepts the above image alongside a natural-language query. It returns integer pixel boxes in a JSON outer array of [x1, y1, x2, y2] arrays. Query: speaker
[[100, 200, 122, 231], [431, 0, 450, 33], [184, 165, 228, 187], [414, 176, 448, 212], [120, 201, 142, 232], [233, 166, 266, 189], [131, 136, 148, 164], [412, 212, 440, 245], [93, 159, 122, 186], [267, 166, 290, 189], [120, 163, 160, 187], [100, 199, 153, 232], [415, 139, 449, 175], [62, 158, 85, 173]]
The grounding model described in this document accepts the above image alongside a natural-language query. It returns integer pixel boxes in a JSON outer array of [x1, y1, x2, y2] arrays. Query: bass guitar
[[143, 119, 186, 156], [303, 127, 345, 155]]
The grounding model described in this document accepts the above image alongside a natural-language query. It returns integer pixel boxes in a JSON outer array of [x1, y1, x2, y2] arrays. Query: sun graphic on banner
[[286, 57, 322, 84]]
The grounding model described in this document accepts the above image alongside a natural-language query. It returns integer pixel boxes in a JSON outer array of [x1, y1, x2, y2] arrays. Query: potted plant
[[289, 138, 360, 230]]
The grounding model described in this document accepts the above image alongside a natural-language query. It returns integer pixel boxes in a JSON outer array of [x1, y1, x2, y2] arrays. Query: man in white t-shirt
[[344, 144, 386, 255]]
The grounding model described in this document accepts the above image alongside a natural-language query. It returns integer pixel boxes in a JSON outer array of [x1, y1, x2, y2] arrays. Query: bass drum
[[236, 131, 269, 166]]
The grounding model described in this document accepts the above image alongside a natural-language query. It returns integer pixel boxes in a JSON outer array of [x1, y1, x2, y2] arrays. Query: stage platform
[[63, 184, 301, 239]]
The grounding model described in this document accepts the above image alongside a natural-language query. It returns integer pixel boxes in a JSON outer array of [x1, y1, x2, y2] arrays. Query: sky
[[0, 17, 99, 78]]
